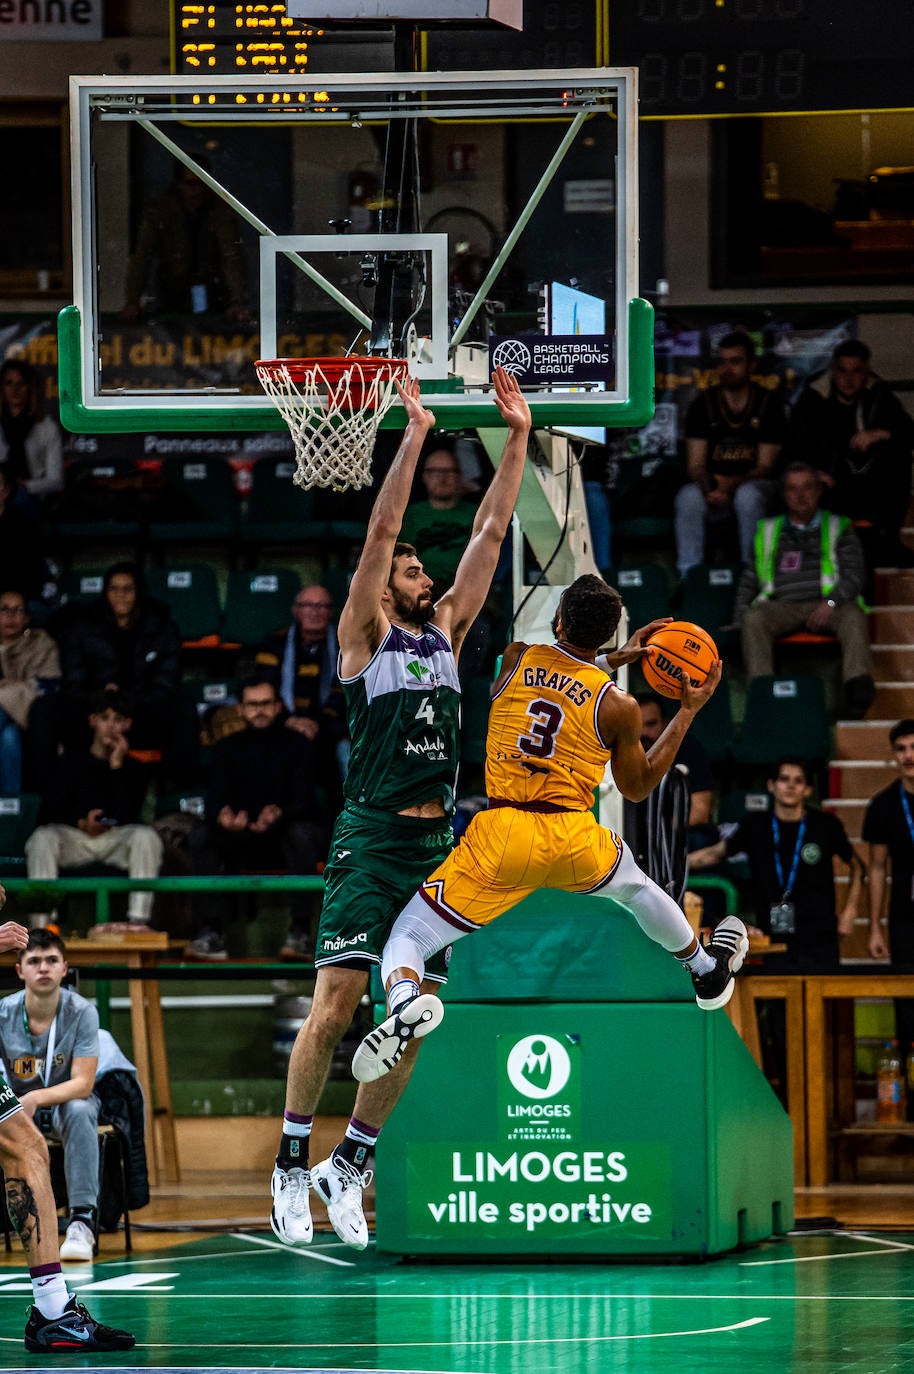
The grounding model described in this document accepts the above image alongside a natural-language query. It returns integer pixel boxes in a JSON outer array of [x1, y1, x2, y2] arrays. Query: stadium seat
[[686, 671, 735, 763], [146, 564, 223, 645], [53, 457, 145, 546], [0, 794, 41, 876], [147, 457, 238, 545], [221, 569, 300, 647], [460, 675, 493, 769], [732, 674, 831, 766], [58, 568, 109, 606], [240, 458, 329, 546], [680, 563, 741, 651], [603, 563, 672, 632]]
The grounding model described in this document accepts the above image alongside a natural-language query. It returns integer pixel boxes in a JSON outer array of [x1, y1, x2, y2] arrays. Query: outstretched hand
[[610, 618, 674, 668], [491, 366, 532, 433], [395, 375, 436, 431], [680, 658, 722, 713]]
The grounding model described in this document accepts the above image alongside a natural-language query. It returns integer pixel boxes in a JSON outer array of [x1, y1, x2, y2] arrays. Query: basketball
[[642, 621, 718, 699]]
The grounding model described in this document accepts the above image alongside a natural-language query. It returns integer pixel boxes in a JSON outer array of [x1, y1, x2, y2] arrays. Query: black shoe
[[24, 1296, 136, 1353], [843, 673, 877, 720], [691, 916, 749, 1010]]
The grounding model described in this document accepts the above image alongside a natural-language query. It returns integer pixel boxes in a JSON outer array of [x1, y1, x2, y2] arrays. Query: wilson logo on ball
[[641, 621, 718, 700]]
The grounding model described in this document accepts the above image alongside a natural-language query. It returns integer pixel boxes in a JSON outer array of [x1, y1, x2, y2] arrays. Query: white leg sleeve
[[381, 891, 473, 986], [596, 843, 695, 953]]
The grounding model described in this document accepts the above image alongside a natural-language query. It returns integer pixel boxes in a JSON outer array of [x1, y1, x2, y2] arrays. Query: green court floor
[[0, 1228, 911, 1372]]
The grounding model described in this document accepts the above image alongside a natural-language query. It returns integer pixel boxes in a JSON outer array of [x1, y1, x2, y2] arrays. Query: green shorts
[[316, 803, 454, 982], [0, 1074, 21, 1125]]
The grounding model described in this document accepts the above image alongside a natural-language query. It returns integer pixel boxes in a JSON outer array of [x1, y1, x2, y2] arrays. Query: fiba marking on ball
[[642, 621, 718, 700]]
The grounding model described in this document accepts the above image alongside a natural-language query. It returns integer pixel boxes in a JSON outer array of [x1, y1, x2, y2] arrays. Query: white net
[[255, 357, 408, 492]]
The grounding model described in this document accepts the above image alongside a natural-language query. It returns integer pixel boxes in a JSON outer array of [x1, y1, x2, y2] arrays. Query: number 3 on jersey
[[518, 698, 564, 758], [415, 695, 436, 726]]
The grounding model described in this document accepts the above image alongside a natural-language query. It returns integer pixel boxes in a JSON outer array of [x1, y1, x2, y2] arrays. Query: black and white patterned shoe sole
[[696, 917, 749, 1011], [351, 993, 444, 1082]]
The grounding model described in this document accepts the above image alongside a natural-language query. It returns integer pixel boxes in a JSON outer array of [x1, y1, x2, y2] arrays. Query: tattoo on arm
[[5, 1176, 40, 1246]]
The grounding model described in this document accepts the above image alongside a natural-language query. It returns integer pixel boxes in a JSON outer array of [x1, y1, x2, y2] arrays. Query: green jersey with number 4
[[341, 622, 462, 813]]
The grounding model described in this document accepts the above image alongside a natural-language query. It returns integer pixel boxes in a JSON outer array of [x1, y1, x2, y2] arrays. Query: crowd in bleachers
[[1, 333, 913, 1003]]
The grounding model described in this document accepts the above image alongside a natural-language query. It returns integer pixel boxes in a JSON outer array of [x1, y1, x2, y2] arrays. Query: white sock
[[678, 942, 715, 976], [32, 1272, 69, 1320], [388, 977, 420, 1013]]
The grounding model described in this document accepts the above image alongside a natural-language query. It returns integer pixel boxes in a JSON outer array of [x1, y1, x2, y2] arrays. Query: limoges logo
[[500, 1032, 579, 1142], [506, 1035, 571, 1100]]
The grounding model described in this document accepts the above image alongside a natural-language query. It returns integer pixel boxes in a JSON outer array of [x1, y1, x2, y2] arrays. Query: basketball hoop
[[255, 356, 410, 492]]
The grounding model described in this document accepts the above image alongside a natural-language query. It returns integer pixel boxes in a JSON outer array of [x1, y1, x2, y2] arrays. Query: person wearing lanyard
[[0, 891, 134, 1353], [0, 929, 101, 1264], [863, 719, 914, 1083], [691, 756, 863, 967]]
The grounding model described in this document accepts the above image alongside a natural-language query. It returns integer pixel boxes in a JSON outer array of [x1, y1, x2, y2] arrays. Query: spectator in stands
[[674, 332, 785, 576], [0, 930, 101, 1262], [399, 446, 478, 594], [863, 720, 914, 1059], [735, 461, 875, 719], [0, 469, 47, 603], [636, 692, 714, 848], [50, 561, 199, 785], [786, 339, 914, 570], [0, 359, 64, 509], [0, 588, 60, 795], [186, 677, 327, 962], [122, 161, 248, 322], [690, 757, 863, 967], [254, 584, 349, 789], [25, 689, 164, 932], [690, 756, 863, 1105]]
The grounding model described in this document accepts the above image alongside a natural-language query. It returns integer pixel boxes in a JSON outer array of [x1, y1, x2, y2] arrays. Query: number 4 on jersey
[[415, 696, 436, 726]]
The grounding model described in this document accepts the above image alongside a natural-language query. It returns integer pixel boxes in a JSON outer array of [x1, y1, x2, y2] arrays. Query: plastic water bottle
[[876, 1040, 905, 1124]]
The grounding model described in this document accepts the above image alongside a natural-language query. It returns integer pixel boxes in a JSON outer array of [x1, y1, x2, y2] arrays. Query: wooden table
[[2, 935, 181, 1186], [804, 972, 914, 1187], [728, 969, 807, 1187]]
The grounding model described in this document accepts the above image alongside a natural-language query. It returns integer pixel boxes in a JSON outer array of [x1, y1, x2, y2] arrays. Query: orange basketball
[[642, 621, 718, 700]]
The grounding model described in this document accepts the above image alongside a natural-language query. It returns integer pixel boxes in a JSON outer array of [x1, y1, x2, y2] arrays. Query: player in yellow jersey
[[351, 572, 749, 1082]]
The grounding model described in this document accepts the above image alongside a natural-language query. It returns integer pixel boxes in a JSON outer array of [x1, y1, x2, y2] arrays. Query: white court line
[[741, 1230, 914, 1266], [0, 1315, 764, 1348], [231, 1231, 355, 1266]]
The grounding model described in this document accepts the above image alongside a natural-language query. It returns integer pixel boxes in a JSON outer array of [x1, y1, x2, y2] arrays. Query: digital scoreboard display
[[609, 0, 912, 117], [171, 1, 392, 83]]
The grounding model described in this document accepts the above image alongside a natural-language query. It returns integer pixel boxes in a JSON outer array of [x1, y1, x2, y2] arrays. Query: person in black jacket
[[186, 677, 328, 960], [24, 689, 163, 931], [34, 561, 199, 789]]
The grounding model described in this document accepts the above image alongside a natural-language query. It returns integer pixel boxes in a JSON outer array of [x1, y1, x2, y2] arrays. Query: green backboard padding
[[441, 887, 694, 1003], [376, 1001, 793, 1257]]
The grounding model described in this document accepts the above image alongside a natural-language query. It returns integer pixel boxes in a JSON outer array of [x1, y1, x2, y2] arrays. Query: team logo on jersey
[[801, 843, 822, 865], [406, 660, 432, 681]]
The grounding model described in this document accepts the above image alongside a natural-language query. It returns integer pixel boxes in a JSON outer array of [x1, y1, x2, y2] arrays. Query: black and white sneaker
[[691, 915, 749, 1010], [24, 1296, 135, 1353], [350, 993, 444, 1082]]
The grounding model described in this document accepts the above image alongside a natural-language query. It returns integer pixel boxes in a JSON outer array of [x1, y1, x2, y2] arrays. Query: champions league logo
[[491, 339, 532, 377]]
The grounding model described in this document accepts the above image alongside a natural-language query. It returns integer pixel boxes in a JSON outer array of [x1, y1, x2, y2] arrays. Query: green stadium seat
[[148, 457, 238, 545], [603, 562, 672, 632], [240, 458, 329, 546], [54, 458, 144, 544], [221, 569, 300, 647], [732, 674, 831, 766], [687, 672, 735, 763], [717, 788, 770, 823], [460, 676, 493, 769], [146, 564, 223, 644], [0, 794, 40, 876], [58, 568, 109, 606], [680, 563, 741, 651]]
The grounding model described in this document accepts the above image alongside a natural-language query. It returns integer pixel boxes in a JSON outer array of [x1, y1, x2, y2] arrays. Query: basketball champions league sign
[[490, 334, 615, 385]]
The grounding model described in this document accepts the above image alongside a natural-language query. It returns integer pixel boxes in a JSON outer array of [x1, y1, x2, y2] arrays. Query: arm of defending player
[[436, 369, 531, 652], [489, 641, 527, 698], [338, 378, 436, 671]]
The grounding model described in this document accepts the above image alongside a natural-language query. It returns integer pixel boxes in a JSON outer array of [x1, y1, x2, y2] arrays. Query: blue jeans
[[584, 481, 612, 570], [674, 478, 773, 575], [0, 707, 22, 795]]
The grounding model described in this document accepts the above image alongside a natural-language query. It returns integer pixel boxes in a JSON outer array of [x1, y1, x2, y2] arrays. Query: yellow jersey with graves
[[484, 643, 615, 811]]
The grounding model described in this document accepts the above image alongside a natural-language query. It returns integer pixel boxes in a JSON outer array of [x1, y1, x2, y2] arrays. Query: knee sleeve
[[381, 893, 469, 986], [600, 844, 694, 953]]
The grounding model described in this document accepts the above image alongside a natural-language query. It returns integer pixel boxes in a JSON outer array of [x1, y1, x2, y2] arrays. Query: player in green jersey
[[270, 368, 532, 1250]]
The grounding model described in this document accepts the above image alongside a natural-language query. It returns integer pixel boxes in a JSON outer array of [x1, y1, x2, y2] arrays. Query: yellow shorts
[[419, 806, 622, 930]]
